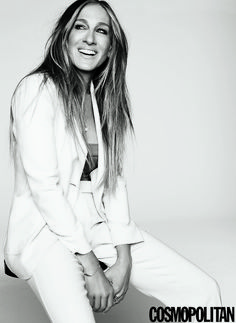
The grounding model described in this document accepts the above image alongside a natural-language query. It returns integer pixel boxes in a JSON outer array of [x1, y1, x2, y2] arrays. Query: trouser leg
[[129, 230, 222, 308], [26, 240, 95, 323]]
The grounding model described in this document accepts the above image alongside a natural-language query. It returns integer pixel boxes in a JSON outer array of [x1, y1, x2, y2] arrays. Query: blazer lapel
[[90, 81, 105, 187], [67, 82, 105, 216], [90, 82, 106, 217]]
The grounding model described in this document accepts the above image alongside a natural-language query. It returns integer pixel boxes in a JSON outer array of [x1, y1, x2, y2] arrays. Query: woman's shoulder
[[11, 73, 59, 117], [13, 73, 57, 98]]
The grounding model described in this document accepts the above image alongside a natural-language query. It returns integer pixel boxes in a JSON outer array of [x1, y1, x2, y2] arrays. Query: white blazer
[[4, 74, 143, 279]]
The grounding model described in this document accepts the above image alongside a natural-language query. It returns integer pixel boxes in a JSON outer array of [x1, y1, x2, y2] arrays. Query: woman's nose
[[83, 30, 96, 45]]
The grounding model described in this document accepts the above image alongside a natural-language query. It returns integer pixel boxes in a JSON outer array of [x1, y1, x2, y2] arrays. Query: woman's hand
[[75, 251, 114, 312], [84, 267, 114, 313], [104, 244, 132, 305]]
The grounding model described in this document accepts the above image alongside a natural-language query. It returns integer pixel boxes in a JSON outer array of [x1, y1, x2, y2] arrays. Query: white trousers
[[24, 189, 222, 323]]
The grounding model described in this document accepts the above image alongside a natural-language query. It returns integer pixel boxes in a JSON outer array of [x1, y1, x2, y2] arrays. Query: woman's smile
[[78, 49, 97, 56], [68, 3, 111, 78]]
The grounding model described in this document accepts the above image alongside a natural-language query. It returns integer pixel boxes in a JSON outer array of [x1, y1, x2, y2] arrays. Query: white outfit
[[25, 182, 222, 323], [4, 74, 222, 323], [4, 74, 143, 280]]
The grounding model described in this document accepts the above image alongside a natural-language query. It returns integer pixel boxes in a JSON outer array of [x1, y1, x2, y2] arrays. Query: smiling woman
[[68, 3, 112, 80], [3, 0, 222, 322]]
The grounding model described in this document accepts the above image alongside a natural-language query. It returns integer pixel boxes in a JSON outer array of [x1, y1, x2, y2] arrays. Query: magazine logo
[[149, 306, 235, 322]]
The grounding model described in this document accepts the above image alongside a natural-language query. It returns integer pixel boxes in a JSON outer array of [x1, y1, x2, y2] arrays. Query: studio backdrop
[[0, 0, 235, 321]]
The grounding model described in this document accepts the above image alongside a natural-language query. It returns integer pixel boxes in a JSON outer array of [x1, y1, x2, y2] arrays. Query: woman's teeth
[[79, 49, 96, 56]]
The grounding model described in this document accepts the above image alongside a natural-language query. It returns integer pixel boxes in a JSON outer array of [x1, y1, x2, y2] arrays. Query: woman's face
[[68, 3, 111, 78]]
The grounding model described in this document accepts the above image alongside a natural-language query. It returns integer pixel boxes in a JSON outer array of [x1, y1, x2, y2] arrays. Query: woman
[[4, 0, 222, 322]]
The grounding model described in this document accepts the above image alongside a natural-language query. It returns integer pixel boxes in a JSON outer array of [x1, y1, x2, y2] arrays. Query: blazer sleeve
[[13, 74, 91, 254], [102, 175, 144, 246]]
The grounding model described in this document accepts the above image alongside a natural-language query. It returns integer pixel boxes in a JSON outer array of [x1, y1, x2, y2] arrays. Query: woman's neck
[[79, 71, 94, 92]]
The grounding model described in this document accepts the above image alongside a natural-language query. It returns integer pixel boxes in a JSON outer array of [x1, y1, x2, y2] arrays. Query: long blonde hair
[[10, 0, 134, 193]]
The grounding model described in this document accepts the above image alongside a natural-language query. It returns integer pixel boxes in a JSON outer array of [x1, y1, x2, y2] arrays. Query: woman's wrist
[[75, 250, 100, 274], [83, 263, 101, 277], [115, 244, 132, 266]]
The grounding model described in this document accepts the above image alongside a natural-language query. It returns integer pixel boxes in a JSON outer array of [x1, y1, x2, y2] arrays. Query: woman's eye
[[97, 28, 108, 35], [74, 24, 86, 30]]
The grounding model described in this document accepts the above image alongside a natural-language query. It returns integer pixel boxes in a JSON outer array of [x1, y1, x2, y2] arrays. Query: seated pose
[[4, 1, 222, 322]]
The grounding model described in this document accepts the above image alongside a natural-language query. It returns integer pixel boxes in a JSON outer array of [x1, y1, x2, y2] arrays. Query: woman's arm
[[13, 74, 91, 254], [102, 175, 144, 305], [102, 176, 144, 246], [75, 251, 114, 312], [104, 244, 132, 305]]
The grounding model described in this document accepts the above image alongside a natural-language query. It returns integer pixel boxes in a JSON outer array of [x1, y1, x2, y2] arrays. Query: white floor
[[0, 217, 235, 323]]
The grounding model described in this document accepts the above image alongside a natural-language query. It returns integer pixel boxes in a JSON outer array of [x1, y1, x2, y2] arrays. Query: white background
[[0, 0, 235, 321]]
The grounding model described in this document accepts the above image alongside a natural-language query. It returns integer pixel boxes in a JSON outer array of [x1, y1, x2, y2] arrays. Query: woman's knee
[[192, 273, 222, 306], [25, 242, 95, 323], [203, 276, 222, 305]]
